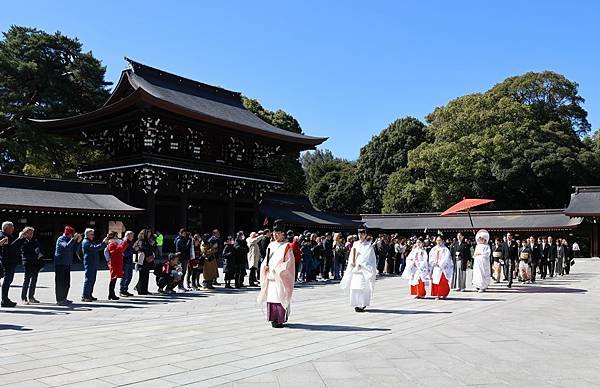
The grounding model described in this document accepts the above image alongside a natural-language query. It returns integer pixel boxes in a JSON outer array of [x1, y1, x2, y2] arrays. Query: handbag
[[134, 251, 145, 266], [570, 259, 575, 266]]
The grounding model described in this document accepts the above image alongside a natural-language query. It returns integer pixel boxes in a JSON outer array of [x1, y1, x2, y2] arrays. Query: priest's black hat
[[273, 219, 286, 232]]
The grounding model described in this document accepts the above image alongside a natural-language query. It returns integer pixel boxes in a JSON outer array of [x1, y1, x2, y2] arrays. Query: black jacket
[[548, 243, 557, 261], [21, 238, 43, 266], [0, 232, 24, 267], [233, 238, 249, 272], [529, 243, 540, 264], [539, 243, 550, 262], [451, 240, 472, 271], [501, 240, 519, 262], [174, 235, 192, 261]]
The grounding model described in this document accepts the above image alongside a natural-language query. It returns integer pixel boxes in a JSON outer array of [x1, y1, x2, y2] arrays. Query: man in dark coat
[[539, 237, 549, 279], [547, 236, 557, 277], [1, 221, 25, 308], [528, 236, 541, 283], [233, 231, 249, 288], [501, 232, 519, 288], [322, 233, 334, 279], [450, 233, 471, 291]]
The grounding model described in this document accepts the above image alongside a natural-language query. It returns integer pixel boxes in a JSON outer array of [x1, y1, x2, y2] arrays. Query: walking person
[[563, 239, 573, 275], [429, 236, 453, 299], [20, 227, 44, 304], [333, 233, 346, 280], [246, 232, 265, 287], [547, 236, 557, 278], [340, 229, 377, 312], [54, 226, 82, 305], [450, 232, 471, 291], [472, 230, 491, 292], [556, 238, 565, 276], [501, 232, 518, 288], [528, 236, 540, 283], [403, 239, 429, 298], [257, 220, 295, 328], [81, 228, 109, 302], [119, 231, 136, 297], [492, 237, 504, 283], [539, 237, 549, 279]]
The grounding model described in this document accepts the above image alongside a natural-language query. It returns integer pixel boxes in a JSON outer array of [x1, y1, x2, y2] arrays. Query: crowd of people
[[0, 219, 580, 314]]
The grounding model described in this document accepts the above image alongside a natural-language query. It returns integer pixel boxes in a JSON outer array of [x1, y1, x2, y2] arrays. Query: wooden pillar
[[226, 199, 235, 236], [146, 193, 156, 230], [179, 193, 189, 230]]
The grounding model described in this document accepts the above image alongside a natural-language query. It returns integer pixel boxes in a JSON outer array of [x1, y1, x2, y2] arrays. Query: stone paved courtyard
[[0, 259, 598, 387]]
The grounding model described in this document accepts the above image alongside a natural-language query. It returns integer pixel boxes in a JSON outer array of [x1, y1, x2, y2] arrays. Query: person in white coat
[[246, 232, 265, 287], [472, 229, 491, 292], [403, 239, 430, 298], [429, 236, 453, 299], [340, 229, 377, 312]]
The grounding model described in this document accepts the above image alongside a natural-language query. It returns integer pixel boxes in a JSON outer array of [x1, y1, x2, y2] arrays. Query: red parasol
[[441, 198, 495, 229]]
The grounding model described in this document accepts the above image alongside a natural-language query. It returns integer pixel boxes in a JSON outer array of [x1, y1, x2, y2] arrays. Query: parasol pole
[[467, 210, 475, 235]]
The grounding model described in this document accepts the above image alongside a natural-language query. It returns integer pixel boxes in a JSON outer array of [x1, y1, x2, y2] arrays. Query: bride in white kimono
[[472, 229, 491, 292], [340, 229, 377, 312]]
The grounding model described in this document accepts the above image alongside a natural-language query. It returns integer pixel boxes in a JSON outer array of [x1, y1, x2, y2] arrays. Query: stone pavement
[[0, 259, 599, 387]]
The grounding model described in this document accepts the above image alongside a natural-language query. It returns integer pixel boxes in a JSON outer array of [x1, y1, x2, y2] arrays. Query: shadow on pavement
[[285, 323, 391, 332], [0, 324, 33, 331], [0, 309, 70, 316], [442, 297, 506, 301], [367, 309, 452, 314]]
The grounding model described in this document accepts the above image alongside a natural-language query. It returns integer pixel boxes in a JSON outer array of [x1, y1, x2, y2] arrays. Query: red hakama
[[410, 279, 426, 298], [431, 273, 450, 298]]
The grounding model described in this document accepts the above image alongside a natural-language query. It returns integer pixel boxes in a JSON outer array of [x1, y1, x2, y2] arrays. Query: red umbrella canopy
[[440, 198, 495, 216]]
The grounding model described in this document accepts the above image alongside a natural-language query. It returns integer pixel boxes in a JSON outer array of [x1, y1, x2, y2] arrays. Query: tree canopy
[[0, 26, 110, 175], [242, 97, 306, 193], [307, 158, 363, 214], [382, 71, 598, 213], [356, 116, 426, 212]]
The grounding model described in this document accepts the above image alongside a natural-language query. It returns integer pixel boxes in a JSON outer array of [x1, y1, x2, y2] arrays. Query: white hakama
[[341, 240, 377, 308]]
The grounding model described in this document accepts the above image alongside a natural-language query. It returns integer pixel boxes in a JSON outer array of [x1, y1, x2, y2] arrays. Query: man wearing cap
[[340, 228, 377, 312], [54, 226, 82, 305], [257, 220, 295, 328]]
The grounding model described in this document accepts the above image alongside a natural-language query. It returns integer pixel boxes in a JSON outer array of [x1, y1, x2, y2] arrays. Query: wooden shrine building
[[32, 58, 326, 235]]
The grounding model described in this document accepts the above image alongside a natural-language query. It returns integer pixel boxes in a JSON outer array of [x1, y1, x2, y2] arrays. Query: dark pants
[[548, 259, 555, 277], [1, 263, 16, 303], [235, 272, 245, 288], [323, 256, 332, 279], [109, 279, 117, 297], [530, 262, 538, 283], [249, 267, 258, 285], [157, 274, 174, 290], [503, 260, 514, 287], [55, 264, 71, 302], [82, 258, 98, 298], [21, 263, 40, 300], [376, 255, 385, 274], [564, 259, 571, 274], [386, 257, 395, 274], [136, 265, 151, 294], [540, 260, 547, 279], [120, 259, 133, 293]]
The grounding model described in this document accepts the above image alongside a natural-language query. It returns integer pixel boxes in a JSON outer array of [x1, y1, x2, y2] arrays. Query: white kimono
[[403, 247, 430, 286], [428, 245, 453, 285], [472, 230, 491, 290], [340, 240, 377, 308]]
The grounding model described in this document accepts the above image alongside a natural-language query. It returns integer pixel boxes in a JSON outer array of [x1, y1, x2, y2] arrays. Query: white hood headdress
[[476, 229, 490, 244]]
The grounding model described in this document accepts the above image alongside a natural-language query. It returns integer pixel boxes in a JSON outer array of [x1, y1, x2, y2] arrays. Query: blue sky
[[3, 0, 599, 160]]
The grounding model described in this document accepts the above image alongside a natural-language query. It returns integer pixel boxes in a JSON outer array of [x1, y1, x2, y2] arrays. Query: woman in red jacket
[[107, 232, 130, 300]]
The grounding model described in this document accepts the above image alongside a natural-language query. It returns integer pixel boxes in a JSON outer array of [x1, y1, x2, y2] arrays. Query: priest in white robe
[[403, 239, 430, 298], [429, 236, 453, 299], [472, 229, 491, 292], [257, 220, 295, 328], [340, 228, 377, 312]]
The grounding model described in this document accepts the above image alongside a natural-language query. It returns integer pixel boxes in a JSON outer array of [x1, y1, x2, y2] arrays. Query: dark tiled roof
[[361, 209, 582, 231], [259, 193, 360, 230], [565, 186, 600, 216], [32, 58, 327, 148], [0, 174, 143, 214]]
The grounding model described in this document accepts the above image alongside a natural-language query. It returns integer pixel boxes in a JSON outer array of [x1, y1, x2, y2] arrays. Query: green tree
[[308, 159, 364, 214], [300, 148, 336, 188], [242, 96, 306, 193], [0, 26, 110, 175], [382, 71, 597, 213], [356, 116, 426, 212]]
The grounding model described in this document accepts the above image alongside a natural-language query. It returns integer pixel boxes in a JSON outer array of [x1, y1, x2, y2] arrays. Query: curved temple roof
[[31, 58, 327, 148]]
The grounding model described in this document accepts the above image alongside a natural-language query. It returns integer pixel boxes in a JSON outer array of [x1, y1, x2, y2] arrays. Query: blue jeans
[[120, 258, 134, 293], [82, 258, 98, 298]]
